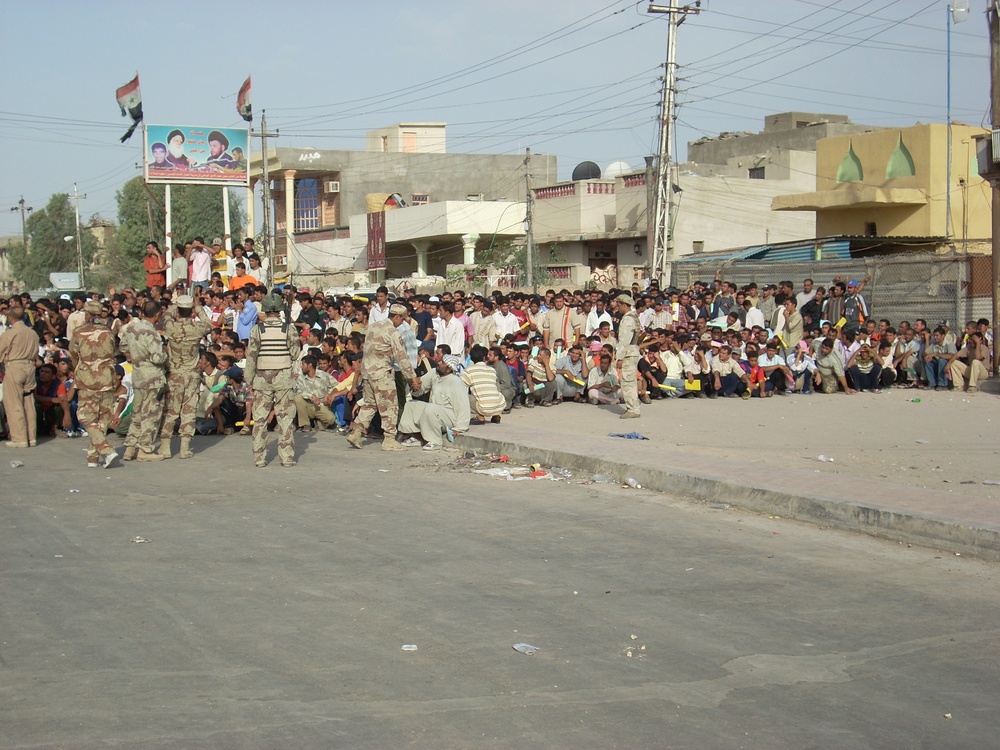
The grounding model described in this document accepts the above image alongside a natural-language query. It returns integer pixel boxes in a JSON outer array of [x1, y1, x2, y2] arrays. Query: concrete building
[[366, 123, 446, 154], [0, 236, 18, 294], [525, 147, 818, 288], [772, 122, 991, 245], [687, 111, 879, 167], [295, 200, 526, 288], [247, 126, 555, 281]]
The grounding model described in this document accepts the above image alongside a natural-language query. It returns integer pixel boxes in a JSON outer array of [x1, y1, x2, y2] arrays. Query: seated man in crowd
[[461, 345, 506, 423], [586, 352, 621, 405], [524, 346, 556, 407], [922, 326, 955, 390], [34, 363, 65, 437], [788, 341, 817, 394], [846, 342, 883, 393], [814, 338, 856, 395], [217, 366, 250, 432], [399, 354, 471, 450], [553, 344, 590, 403], [893, 327, 922, 387], [196, 352, 228, 434], [659, 337, 690, 397], [294, 354, 337, 432], [638, 344, 668, 402], [947, 332, 990, 393], [758, 340, 794, 395], [487, 345, 517, 413], [711, 345, 751, 399]]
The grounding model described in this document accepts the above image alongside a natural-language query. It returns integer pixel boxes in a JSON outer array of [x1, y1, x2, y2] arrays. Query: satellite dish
[[951, 0, 969, 23], [572, 161, 601, 181], [604, 160, 634, 179]]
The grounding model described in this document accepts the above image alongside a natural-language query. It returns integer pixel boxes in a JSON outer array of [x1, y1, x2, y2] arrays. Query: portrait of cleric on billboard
[[144, 124, 249, 186]]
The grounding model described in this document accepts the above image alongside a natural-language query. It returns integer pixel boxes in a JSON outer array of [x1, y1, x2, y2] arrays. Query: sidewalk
[[454, 385, 1000, 560]]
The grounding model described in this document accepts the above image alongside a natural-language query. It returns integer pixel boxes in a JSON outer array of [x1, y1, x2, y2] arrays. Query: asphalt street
[[2, 433, 998, 749]]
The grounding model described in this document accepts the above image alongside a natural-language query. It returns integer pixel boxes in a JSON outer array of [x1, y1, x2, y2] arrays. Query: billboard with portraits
[[144, 124, 249, 186]]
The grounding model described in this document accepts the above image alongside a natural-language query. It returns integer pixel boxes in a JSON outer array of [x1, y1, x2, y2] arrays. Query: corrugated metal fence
[[672, 253, 991, 327]]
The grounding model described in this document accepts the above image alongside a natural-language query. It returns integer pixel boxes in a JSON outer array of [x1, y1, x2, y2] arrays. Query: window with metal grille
[[748, 167, 765, 180], [294, 178, 320, 231]]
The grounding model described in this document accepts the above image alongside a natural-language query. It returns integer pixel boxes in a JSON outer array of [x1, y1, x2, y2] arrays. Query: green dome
[[885, 133, 916, 179], [836, 142, 864, 183]]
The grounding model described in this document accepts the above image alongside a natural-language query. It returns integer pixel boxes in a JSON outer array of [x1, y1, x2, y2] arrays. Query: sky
[[0, 0, 990, 240]]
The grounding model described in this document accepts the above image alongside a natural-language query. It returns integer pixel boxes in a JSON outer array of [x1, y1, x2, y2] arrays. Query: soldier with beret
[[613, 293, 642, 419]]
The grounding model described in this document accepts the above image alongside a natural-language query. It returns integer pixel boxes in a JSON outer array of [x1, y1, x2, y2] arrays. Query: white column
[[284, 171, 296, 278], [222, 186, 232, 252], [413, 239, 431, 277], [461, 233, 479, 265], [164, 184, 172, 286], [246, 179, 256, 242]]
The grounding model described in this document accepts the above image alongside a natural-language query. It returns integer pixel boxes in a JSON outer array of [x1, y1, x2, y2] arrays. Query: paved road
[[2, 434, 998, 748]]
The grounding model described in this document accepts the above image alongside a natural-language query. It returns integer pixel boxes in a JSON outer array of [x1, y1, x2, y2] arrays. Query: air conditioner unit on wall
[[324, 180, 341, 193]]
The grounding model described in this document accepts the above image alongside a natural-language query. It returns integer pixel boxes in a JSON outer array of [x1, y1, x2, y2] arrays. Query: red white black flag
[[237, 76, 252, 123], [115, 73, 143, 143]]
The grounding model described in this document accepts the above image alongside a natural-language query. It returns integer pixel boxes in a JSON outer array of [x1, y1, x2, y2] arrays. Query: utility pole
[[524, 147, 535, 291], [648, 1, 700, 288], [254, 110, 279, 287], [947, 1, 970, 242], [989, 1, 1000, 375], [9, 196, 32, 250], [73, 183, 87, 289]]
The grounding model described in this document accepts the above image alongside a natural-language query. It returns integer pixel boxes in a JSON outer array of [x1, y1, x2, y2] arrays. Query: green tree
[[8, 193, 98, 290]]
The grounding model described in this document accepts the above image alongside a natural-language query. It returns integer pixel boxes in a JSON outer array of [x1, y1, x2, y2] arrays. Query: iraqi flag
[[115, 74, 142, 143], [237, 76, 252, 123]]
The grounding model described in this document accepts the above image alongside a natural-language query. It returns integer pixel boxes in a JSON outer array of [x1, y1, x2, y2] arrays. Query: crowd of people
[[0, 257, 994, 465]]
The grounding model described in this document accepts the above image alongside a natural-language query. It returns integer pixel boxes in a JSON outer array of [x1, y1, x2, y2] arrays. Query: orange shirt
[[144, 253, 166, 289], [229, 273, 256, 292]]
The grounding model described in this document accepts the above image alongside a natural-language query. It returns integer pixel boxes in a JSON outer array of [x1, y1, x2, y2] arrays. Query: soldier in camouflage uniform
[[246, 293, 301, 467], [157, 295, 212, 459], [69, 300, 119, 468], [347, 303, 421, 452], [120, 300, 169, 461]]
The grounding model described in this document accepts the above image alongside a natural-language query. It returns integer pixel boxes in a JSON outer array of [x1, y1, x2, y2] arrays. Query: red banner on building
[[367, 211, 386, 271]]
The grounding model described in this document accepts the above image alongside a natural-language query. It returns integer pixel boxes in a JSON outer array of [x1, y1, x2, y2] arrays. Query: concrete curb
[[456, 433, 1000, 562]]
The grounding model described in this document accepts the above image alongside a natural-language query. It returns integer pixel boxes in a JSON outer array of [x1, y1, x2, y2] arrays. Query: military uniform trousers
[[620, 355, 641, 414], [355, 373, 400, 437], [123, 388, 166, 453], [77, 389, 116, 460], [2, 361, 36, 445], [252, 370, 295, 464], [160, 372, 201, 439]]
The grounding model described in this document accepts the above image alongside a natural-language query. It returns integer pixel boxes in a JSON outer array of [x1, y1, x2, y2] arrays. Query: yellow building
[[772, 123, 990, 245]]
